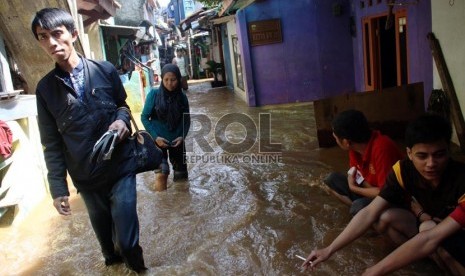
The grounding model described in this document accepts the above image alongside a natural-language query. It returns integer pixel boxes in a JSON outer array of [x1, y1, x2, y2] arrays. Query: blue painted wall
[[240, 0, 355, 106], [168, 0, 185, 24], [406, 1, 433, 106], [235, 0, 432, 107]]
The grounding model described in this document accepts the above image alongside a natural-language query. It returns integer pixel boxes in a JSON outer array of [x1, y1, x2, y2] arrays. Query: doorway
[[362, 10, 408, 91]]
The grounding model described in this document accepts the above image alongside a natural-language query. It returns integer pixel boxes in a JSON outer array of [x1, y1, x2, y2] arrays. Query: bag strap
[[117, 107, 139, 133]]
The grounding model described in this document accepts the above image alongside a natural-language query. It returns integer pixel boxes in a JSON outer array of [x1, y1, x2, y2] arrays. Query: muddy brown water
[[0, 81, 442, 275]]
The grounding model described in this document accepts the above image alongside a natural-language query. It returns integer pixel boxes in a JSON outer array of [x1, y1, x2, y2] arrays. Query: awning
[[218, 0, 236, 17], [155, 18, 171, 33], [99, 24, 141, 37], [218, 0, 258, 17], [179, 7, 208, 31], [77, 0, 122, 27], [210, 15, 235, 25], [192, 31, 210, 38], [100, 23, 162, 46]]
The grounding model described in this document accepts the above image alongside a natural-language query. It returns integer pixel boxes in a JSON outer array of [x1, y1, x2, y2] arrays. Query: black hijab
[[155, 64, 184, 131]]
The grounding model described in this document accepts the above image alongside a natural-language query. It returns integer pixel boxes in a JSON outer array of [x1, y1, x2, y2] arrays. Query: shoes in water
[[105, 255, 123, 266], [173, 171, 188, 182]]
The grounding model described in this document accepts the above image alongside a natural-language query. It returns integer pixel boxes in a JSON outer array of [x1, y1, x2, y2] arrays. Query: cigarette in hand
[[296, 254, 313, 264], [296, 254, 313, 272]]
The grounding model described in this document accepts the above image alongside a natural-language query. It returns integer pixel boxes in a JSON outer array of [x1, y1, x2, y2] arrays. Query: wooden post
[[427, 32, 465, 152]]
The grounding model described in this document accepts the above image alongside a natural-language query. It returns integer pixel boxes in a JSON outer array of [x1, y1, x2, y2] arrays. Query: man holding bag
[[32, 8, 147, 272]]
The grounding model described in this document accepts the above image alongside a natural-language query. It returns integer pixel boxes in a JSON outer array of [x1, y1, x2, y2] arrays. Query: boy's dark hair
[[31, 8, 76, 40], [332, 109, 372, 143], [405, 113, 452, 148]]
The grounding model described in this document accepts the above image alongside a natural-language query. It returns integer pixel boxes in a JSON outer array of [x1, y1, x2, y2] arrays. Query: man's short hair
[[332, 109, 372, 143], [405, 113, 452, 148], [31, 8, 76, 40]]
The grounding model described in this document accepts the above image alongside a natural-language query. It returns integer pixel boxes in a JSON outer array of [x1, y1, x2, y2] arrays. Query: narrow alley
[[0, 81, 442, 275]]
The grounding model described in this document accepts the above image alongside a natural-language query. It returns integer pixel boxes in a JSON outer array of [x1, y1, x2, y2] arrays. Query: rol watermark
[[186, 153, 282, 164], [185, 112, 282, 164]]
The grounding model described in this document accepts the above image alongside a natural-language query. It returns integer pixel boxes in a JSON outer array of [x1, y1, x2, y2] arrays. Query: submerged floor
[[0, 81, 443, 275]]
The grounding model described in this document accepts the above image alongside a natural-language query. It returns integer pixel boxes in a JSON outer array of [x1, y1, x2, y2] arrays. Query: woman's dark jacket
[[141, 88, 190, 142], [36, 57, 132, 199]]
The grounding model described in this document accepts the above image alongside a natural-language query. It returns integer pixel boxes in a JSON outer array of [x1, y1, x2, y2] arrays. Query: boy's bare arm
[[302, 197, 390, 270], [363, 217, 462, 275]]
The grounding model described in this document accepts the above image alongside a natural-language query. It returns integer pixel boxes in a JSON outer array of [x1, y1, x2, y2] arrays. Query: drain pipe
[[187, 30, 193, 77]]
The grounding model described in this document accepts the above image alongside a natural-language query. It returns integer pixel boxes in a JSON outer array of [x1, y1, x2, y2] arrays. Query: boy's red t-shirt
[[349, 131, 404, 188]]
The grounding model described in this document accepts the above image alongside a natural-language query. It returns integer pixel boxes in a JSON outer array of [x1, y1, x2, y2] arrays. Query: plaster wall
[[115, 0, 145, 26], [227, 19, 247, 103], [0, 0, 87, 94], [431, 1, 465, 145], [212, 40, 221, 63], [431, 3, 465, 112], [221, 25, 234, 89], [86, 22, 105, 61], [0, 34, 13, 93]]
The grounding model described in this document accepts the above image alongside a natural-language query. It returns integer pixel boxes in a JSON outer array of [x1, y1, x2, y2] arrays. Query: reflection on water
[[0, 82, 441, 275]]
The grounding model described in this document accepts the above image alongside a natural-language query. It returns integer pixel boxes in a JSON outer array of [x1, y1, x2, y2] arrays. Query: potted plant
[[206, 60, 225, 88]]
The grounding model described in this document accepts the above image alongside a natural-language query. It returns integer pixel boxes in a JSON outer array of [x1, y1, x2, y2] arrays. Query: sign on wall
[[183, 0, 196, 17], [248, 19, 282, 46]]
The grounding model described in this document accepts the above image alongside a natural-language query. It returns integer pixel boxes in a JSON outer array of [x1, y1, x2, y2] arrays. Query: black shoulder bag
[[91, 107, 163, 174], [123, 107, 163, 173]]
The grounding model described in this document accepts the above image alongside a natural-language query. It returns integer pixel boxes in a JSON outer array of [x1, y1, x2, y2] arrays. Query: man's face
[[35, 25, 77, 64], [407, 140, 449, 185]]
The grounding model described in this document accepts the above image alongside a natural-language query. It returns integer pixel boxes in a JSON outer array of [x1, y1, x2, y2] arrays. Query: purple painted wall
[[350, 0, 432, 105], [240, 0, 355, 106], [235, 0, 432, 107], [406, 1, 433, 106]]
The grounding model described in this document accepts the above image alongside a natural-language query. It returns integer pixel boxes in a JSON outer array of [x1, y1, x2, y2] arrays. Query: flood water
[[0, 81, 443, 275]]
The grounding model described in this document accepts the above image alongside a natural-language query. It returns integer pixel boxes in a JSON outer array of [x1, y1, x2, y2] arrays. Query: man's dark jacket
[[36, 57, 133, 199]]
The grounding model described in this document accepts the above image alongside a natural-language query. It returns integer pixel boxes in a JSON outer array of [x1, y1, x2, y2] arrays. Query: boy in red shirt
[[324, 109, 404, 216]]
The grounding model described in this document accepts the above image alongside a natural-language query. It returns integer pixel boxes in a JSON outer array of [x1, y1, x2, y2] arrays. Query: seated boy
[[303, 113, 465, 275], [324, 109, 404, 216]]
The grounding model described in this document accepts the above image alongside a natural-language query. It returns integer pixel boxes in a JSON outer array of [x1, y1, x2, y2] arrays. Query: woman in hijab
[[141, 64, 191, 191]]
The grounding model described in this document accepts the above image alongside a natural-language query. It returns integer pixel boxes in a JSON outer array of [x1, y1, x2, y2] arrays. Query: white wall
[[227, 20, 247, 102], [86, 22, 105, 61], [432, 1, 465, 145], [0, 34, 13, 93]]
